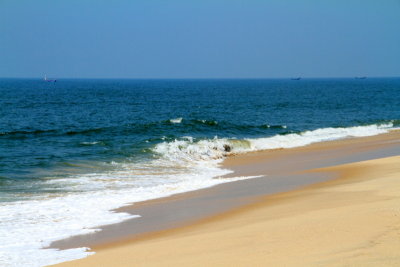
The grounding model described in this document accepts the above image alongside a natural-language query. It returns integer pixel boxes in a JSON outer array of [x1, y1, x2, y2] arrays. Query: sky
[[0, 0, 399, 79]]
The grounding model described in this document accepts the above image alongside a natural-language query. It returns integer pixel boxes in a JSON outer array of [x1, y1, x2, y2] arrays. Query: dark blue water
[[1, 78, 399, 184]]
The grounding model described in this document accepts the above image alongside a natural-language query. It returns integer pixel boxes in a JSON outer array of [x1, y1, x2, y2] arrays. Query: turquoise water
[[0, 78, 399, 266]]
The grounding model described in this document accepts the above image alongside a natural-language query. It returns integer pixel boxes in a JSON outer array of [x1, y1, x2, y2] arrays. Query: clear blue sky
[[1, 0, 399, 78]]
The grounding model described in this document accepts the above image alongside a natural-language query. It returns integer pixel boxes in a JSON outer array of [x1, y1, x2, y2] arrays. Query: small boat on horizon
[[44, 75, 57, 82], [291, 77, 301, 80]]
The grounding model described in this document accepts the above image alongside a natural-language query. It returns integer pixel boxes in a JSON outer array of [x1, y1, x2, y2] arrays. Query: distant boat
[[44, 75, 57, 82], [291, 77, 301, 80], [355, 77, 366, 79]]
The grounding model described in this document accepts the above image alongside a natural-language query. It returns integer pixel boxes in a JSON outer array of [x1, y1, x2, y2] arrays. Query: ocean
[[1, 78, 399, 266]]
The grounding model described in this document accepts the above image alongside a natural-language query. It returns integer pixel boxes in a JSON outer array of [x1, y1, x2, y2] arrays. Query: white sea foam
[[0, 153, 254, 266], [153, 123, 395, 161], [0, 123, 395, 267], [80, 141, 99, 145], [169, 117, 182, 124], [248, 123, 394, 151]]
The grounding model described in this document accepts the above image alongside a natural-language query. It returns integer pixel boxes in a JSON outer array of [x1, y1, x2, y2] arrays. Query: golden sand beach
[[53, 132, 400, 267]]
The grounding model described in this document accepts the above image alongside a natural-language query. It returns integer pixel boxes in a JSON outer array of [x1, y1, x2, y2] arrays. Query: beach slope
[[54, 155, 400, 266]]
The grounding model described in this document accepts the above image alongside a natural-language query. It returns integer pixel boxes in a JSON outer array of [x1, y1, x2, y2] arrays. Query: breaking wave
[[153, 123, 396, 162]]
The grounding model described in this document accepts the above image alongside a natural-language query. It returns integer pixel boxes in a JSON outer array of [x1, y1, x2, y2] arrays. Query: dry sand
[[53, 150, 400, 266]]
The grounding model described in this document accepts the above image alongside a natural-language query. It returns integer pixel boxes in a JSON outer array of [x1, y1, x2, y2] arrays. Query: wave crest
[[153, 123, 395, 163]]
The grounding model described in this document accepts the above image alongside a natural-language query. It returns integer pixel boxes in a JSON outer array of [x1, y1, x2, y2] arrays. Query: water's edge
[[49, 131, 400, 255]]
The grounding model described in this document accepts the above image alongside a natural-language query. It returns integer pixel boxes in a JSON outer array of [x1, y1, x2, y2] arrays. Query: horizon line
[[0, 76, 399, 80]]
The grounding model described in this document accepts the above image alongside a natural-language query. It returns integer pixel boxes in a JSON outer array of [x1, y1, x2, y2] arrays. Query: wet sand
[[52, 131, 400, 266]]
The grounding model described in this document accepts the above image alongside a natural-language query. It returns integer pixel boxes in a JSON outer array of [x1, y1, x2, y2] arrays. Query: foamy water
[[0, 123, 396, 267], [169, 117, 183, 124], [154, 123, 395, 159], [0, 149, 253, 266]]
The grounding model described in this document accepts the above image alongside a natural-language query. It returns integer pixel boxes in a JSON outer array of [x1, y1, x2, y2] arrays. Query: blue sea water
[[0, 78, 399, 266]]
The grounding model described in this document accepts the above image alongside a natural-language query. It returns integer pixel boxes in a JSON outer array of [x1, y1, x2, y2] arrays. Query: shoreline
[[56, 155, 400, 266], [51, 131, 400, 266]]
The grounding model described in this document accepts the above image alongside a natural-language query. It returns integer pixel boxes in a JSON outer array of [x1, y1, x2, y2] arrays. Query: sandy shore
[[53, 134, 400, 266]]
